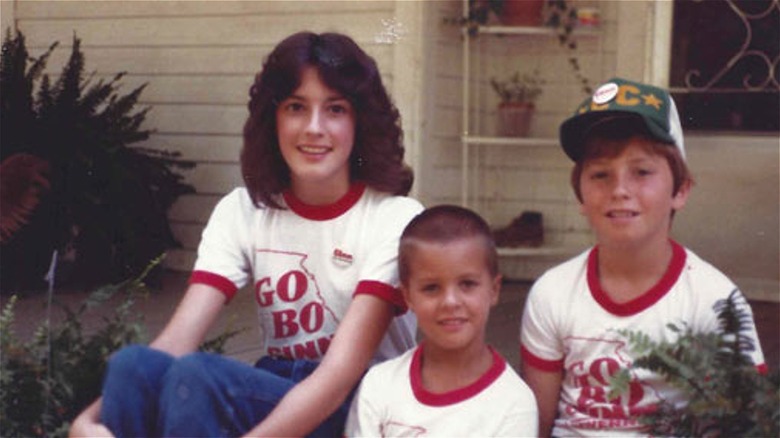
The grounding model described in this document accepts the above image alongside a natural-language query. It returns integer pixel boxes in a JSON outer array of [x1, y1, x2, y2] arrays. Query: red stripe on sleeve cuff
[[354, 280, 407, 315], [189, 270, 239, 302], [521, 344, 564, 372]]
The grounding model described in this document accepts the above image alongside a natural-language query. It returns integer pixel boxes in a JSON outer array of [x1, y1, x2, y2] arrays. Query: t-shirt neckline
[[587, 239, 687, 316], [409, 344, 506, 406], [282, 183, 366, 221]]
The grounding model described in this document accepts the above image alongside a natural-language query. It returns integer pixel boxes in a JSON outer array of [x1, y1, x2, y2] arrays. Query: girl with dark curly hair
[[71, 31, 422, 438]]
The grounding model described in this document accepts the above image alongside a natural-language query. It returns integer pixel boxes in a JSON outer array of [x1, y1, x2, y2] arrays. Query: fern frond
[[613, 291, 779, 436]]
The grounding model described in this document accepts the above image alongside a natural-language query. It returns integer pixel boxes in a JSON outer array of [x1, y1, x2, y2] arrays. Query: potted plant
[[496, 0, 546, 26], [490, 69, 545, 137], [456, 0, 545, 34]]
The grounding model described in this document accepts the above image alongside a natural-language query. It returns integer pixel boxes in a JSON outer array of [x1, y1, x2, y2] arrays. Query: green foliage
[[0, 257, 244, 437], [545, 0, 592, 95], [446, 1, 592, 95], [0, 28, 195, 292], [611, 290, 780, 437]]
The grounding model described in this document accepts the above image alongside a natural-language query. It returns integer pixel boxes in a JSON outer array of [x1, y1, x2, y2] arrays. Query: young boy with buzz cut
[[520, 77, 767, 437], [345, 205, 539, 437]]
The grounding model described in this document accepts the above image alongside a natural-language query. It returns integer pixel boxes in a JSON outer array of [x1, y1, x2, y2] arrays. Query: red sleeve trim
[[354, 280, 407, 315], [757, 363, 769, 375], [520, 344, 564, 372], [189, 270, 239, 302]]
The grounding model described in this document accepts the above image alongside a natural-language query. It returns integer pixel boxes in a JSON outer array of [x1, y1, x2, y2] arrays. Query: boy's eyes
[[417, 279, 478, 293], [461, 279, 479, 289], [586, 167, 655, 180], [420, 283, 439, 293]]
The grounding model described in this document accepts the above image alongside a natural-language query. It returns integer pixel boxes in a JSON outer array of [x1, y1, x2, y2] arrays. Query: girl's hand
[[69, 399, 114, 438], [69, 420, 114, 438]]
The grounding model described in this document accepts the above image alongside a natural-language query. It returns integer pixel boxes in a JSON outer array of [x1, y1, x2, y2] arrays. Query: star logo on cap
[[643, 93, 663, 110]]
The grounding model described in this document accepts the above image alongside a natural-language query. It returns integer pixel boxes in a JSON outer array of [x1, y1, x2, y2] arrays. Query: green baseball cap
[[559, 77, 685, 162]]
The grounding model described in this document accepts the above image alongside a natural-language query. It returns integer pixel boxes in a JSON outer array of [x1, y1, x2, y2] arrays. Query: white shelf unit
[[458, 4, 602, 268]]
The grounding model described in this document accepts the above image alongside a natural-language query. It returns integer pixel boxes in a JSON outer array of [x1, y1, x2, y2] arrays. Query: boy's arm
[[243, 293, 394, 437], [521, 363, 563, 438]]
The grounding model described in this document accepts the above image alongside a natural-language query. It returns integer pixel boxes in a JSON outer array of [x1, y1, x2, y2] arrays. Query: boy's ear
[[672, 179, 692, 211], [400, 284, 412, 308], [490, 274, 502, 306]]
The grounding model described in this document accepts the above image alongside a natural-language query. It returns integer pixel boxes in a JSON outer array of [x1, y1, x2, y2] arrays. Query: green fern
[[611, 290, 779, 437], [1, 28, 196, 292], [0, 257, 245, 437]]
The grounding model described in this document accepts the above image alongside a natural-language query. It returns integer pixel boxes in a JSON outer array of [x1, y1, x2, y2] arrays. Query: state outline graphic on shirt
[[254, 249, 341, 357], [379, 420, 426, 437], [563, 335, 663, 427]]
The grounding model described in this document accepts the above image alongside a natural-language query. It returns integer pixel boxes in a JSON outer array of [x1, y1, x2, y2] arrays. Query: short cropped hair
[[570, 115, 693, 203], [242, 31, 413, 208], [398, 205, 498, 285]]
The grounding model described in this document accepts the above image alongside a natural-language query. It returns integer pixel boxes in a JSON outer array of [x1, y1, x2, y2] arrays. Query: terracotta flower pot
[[499, 0, 545, 26], [497, 102, 534, 137]]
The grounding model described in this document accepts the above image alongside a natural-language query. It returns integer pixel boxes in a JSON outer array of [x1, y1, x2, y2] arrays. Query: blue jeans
[[100, 345, 351, 437]]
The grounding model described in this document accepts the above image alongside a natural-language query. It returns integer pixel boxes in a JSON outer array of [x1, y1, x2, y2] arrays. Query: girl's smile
[[276, 66, 356, 205]]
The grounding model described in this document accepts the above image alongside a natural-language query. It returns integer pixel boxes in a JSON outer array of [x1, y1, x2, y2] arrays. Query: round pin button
[[592, 82, 619, 104]]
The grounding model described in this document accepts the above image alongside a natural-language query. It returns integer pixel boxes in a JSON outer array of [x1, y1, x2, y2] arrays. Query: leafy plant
[[490, 69, 545, 105], [447, 1, 592, 95], [610, 290, 779, 437], [546, 0, 592, 94], [0, 256, 244, 437], [0, 28, 195, 292]]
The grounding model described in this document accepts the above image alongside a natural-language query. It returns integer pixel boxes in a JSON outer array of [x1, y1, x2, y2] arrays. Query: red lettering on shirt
[[266, 334, 334, 360], [564, 337, 657, 430]]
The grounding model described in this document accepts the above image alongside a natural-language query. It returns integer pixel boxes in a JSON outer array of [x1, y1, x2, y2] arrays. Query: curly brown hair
[[241, 31, 413, 208]]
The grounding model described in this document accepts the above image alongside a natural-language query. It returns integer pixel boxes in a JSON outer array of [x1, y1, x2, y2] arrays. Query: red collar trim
[[410, 344, 506, 407], [588, 240, 687, 316], [282, 183, 366, 221]]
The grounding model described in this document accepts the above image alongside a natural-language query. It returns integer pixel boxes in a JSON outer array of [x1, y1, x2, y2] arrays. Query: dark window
[[670, 0, 779, 132]]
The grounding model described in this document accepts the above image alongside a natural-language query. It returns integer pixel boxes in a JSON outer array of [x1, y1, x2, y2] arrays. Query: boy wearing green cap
[[519, 78, 767, 437]]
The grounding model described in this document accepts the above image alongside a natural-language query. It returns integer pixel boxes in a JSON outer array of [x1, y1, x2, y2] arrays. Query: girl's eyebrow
[[284, 93, 349, 103]]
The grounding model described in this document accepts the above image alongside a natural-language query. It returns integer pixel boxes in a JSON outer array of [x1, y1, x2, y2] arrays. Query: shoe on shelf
[[493, 211, 544, 248]]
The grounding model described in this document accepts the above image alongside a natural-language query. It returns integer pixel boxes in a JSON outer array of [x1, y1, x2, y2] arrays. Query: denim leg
[[159, 354, 355, 437], [100, 345, 174, 438], [159, 352, 298, 437]]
